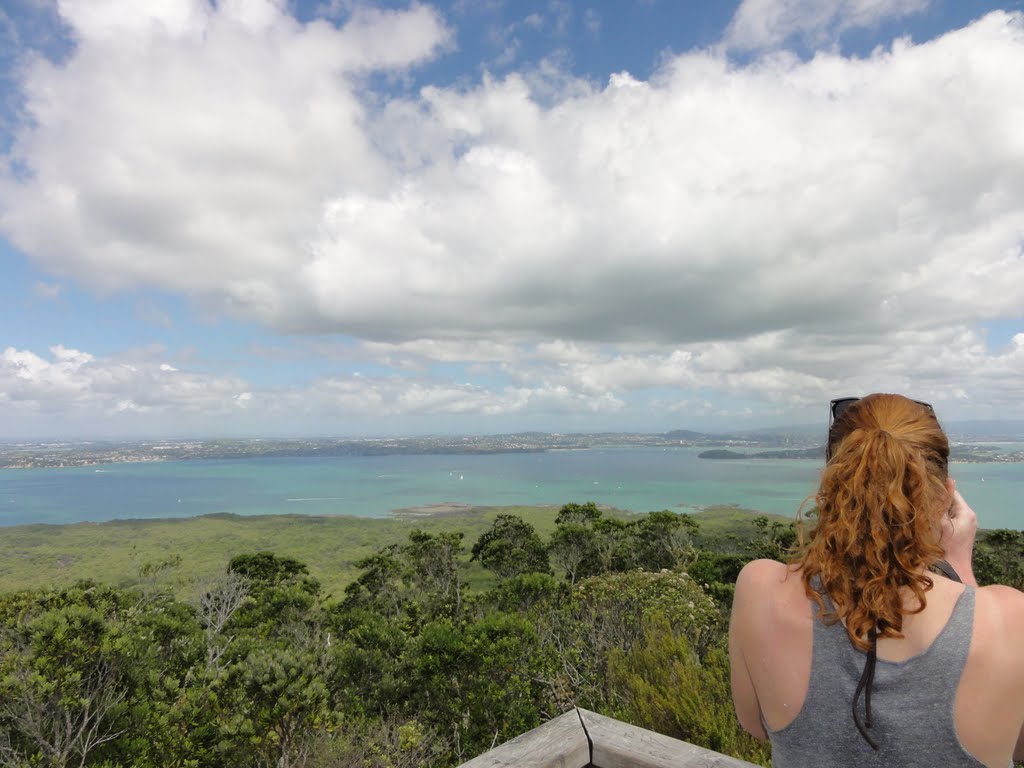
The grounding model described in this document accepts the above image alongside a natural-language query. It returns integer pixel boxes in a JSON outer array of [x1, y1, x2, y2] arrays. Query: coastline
[[3, 448, 1020, 530], [390, 502, 485, 517]]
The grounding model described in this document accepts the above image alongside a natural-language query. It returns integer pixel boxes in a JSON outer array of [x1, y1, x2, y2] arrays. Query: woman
[[729, 393, 1024, 767]]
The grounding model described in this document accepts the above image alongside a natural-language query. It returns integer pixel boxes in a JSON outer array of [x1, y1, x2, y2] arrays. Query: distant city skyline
[[2, 0, 1024, 438]]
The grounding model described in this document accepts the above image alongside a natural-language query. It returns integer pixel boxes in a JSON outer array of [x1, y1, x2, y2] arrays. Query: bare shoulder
[[734, 559, 801, 614], [972, 585, 1024, 700], [732, 560, 811, 664], [976, 584, 1024, 629], [736, 558, 794, 590]]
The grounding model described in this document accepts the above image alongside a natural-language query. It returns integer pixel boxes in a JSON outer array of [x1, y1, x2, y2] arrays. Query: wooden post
[[456, 707, 763, 768], [456, 709, 591, 768], [579, 708, 762, 768]]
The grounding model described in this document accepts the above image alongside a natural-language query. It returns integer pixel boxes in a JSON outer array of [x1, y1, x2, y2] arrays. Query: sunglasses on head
[[826, 396, 934, 460]]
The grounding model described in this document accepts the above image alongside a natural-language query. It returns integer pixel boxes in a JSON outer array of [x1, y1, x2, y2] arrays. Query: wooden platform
[[458, 708, 762, 768]]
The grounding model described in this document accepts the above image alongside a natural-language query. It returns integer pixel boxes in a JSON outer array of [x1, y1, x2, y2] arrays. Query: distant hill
[[945, 420, 1024, 440], [662, 429, 713, 441], [699, 447, 823, 460]]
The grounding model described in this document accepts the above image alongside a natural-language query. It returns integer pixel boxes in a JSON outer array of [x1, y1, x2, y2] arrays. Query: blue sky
[[1, 0, 1023, 438]]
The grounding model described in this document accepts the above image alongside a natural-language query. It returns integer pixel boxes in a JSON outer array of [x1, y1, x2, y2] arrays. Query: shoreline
[[390, 502, 489, 518], [0, 501, 761, 530]]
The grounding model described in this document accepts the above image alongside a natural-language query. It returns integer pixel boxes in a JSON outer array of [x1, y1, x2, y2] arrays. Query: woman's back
[[730, 394, 1024, 766], [730, 558, 1024, 767]]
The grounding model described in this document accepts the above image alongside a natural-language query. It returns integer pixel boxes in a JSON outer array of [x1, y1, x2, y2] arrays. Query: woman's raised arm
[[941, 482, 978, 587]]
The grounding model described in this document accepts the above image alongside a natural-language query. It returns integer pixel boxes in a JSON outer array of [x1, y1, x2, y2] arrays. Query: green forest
[[2, 503, 1023, 768]]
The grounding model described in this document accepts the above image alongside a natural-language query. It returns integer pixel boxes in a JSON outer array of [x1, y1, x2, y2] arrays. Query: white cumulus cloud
[[3, 10, 1022, 348], [2, 5, 1024, 430], [725, 0, 932, 51], [0, 345, 248, 417]]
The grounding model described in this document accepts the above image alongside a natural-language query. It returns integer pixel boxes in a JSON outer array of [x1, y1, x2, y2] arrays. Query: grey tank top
[[768, 584, 991, 768]]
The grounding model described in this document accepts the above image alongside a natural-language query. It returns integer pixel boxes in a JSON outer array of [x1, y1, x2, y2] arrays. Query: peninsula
[[3, 428, 1021, 469], [0, 429, 802, 469]]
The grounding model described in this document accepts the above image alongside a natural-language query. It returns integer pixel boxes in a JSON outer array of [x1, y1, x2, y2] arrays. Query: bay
[[0, 446, 1021, 529]]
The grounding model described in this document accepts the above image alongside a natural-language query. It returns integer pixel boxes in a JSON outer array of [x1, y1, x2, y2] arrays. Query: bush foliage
[[1, 504, 1020, 767]]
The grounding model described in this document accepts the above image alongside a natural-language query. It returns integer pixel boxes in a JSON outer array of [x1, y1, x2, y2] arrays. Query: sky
[[1, 0, 1023, 439]]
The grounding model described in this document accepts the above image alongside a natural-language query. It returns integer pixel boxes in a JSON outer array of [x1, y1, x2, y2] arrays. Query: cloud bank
[[1, 344, 246, 418], [725, 0, 933, 51], [2, 2, 1024, 430], [5, 326, 1024, 435]]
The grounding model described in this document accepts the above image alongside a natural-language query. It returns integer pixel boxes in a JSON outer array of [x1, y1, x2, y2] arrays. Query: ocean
[[1, 446, 1021, 529]]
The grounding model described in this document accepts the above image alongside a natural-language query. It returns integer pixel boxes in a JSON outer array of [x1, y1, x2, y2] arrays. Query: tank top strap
[[921, 584, 974, 664], [890, 584, 974, 698]]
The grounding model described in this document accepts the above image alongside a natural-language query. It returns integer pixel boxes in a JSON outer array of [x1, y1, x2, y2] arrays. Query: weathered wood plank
[[579, 708, 762, 768], [456, 709, 591, 768]]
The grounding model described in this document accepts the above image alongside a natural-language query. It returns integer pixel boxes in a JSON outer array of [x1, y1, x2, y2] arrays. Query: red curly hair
[[797, 393, 951, 651]]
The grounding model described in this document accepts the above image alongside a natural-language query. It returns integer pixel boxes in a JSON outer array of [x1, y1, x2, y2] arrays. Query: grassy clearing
[[0, 504, 790, 598]]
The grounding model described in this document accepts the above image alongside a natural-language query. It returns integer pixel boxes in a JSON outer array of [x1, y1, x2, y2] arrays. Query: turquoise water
[[0, 447, 1021, 529]]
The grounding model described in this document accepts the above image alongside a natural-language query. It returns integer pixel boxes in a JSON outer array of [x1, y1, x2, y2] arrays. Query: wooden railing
[[458, 707, 762, 768]]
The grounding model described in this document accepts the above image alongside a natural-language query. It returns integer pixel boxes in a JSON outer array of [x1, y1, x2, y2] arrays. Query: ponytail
[[799, 410, 949, 651]]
